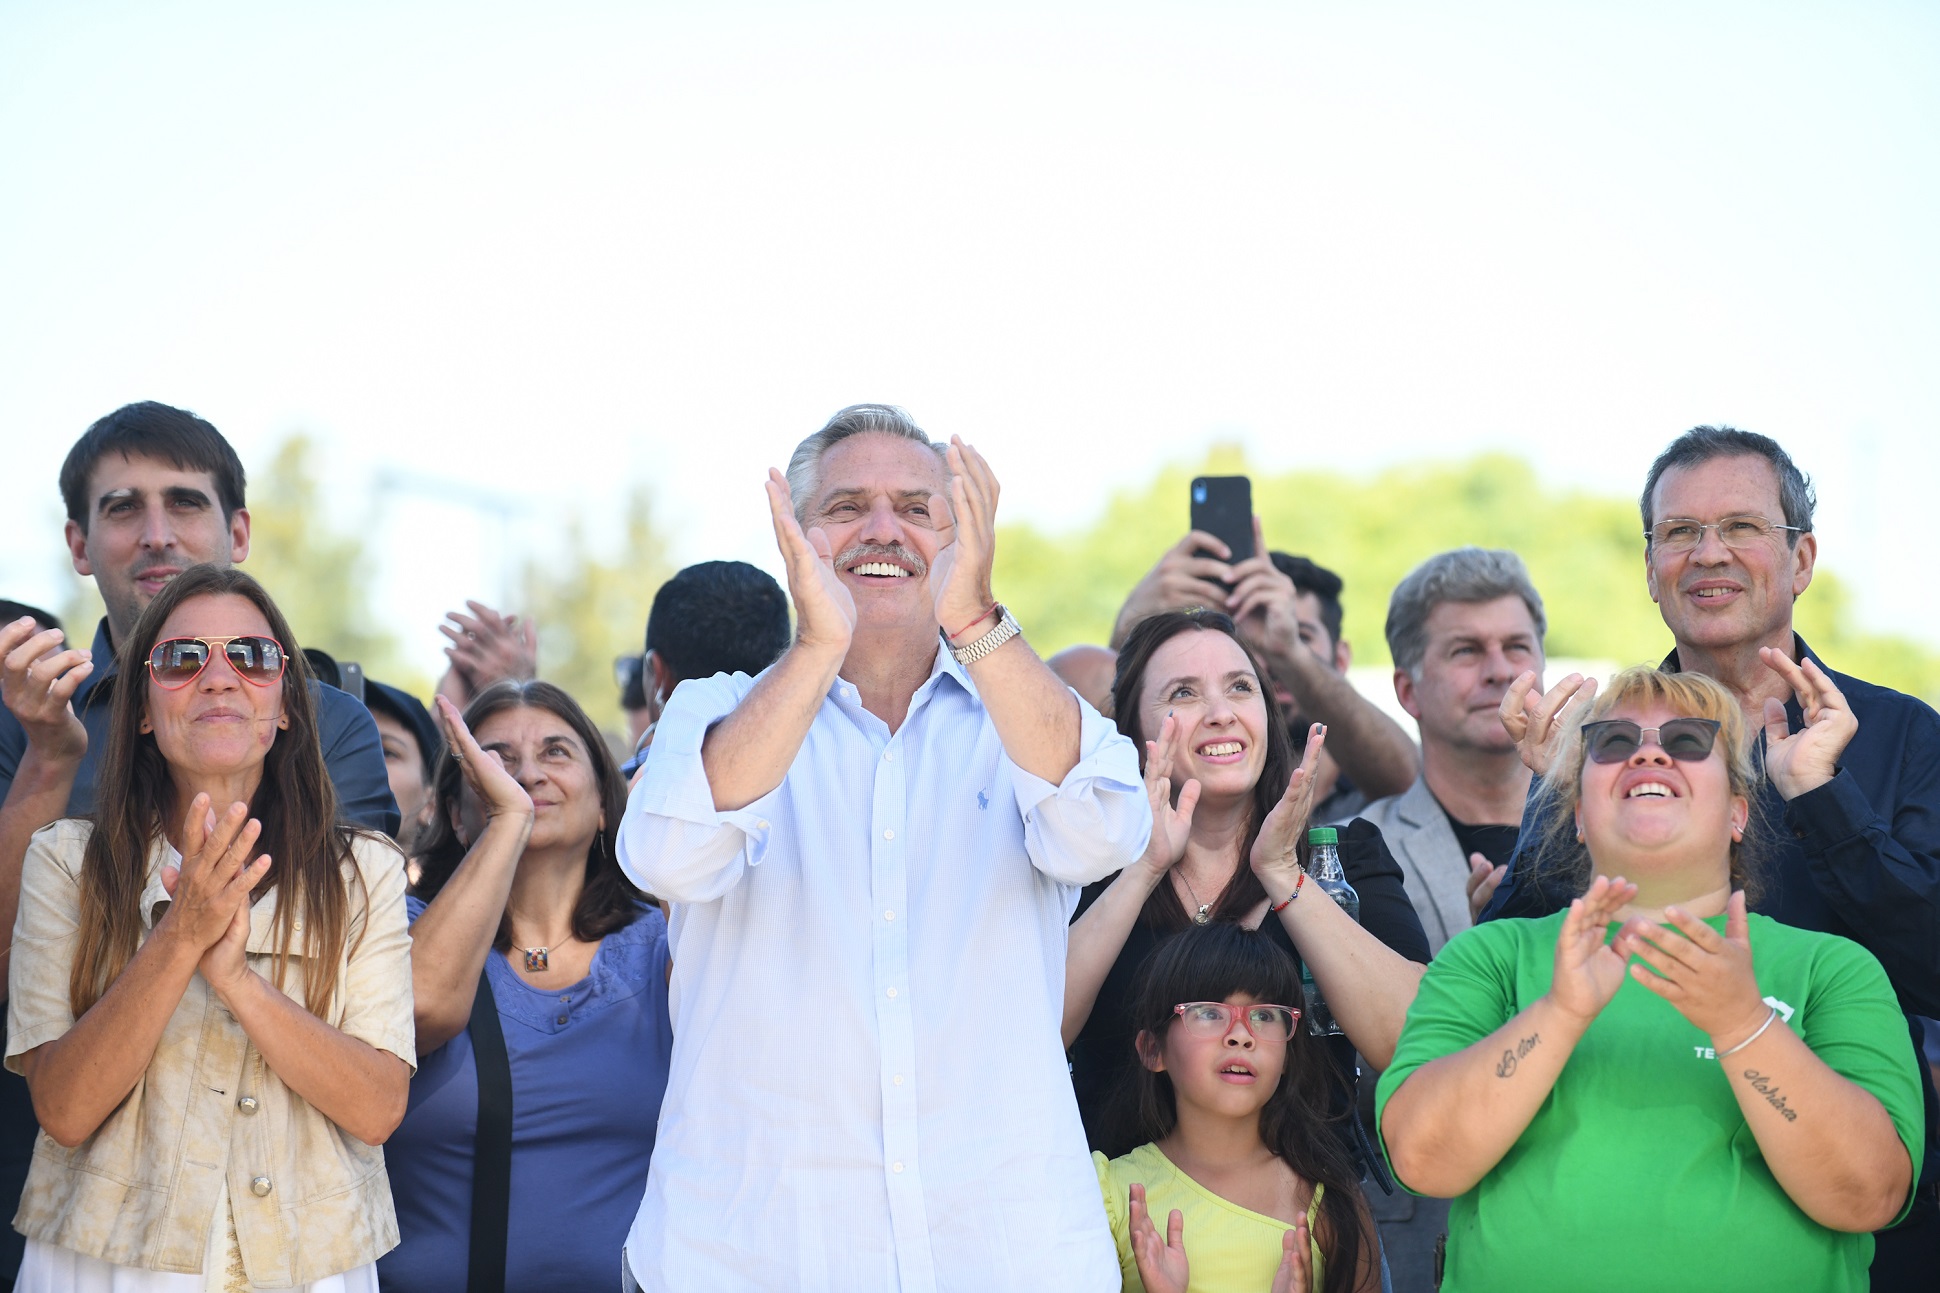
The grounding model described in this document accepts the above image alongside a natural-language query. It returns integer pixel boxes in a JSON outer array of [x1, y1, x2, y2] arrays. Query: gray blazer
[[1358, 776, 1470, 957]]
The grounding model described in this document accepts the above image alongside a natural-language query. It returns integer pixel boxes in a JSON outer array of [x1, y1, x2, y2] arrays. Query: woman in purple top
[[379, 681, 672, 1293]]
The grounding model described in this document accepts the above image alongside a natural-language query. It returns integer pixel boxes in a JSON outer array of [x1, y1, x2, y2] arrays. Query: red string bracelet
[[947, 602, 1000, 642], [1269, 870, 1305, 913]]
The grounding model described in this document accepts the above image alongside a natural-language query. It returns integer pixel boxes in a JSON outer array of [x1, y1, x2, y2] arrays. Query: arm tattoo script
[[1742, 1070, 1800, 1122], [1495, 1032, 1540, 1078]]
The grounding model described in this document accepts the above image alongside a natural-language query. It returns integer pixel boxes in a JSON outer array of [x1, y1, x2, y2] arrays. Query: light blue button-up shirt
[[617, 645, 1149, 1293]]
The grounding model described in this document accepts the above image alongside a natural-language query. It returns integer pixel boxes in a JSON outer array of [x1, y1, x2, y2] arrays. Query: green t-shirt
[[1374, 910, 1925, 1293]]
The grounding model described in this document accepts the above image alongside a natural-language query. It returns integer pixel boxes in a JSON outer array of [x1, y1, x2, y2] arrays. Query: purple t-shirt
[[379, 898, 672, 1292]]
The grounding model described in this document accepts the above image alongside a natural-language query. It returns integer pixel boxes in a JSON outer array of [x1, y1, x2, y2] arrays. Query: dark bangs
[[1129, 923, 1302, 1035]]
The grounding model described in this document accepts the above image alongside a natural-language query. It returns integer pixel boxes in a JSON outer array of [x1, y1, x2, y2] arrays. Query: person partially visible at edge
[[7, 566, 414, 1291], [1063, 609, 1428, 1159], [616, 404, 1151, 1292], [1111, 525, 1418, 825], [1380, 665, 1922, 1292], [0, 401, 398, 1285], [379, 682, 670, 1293], [1095, 923, 1379, 1293], [363, 680, 441, 857], [617, 559, 790, 778], [1477, 425, 1940, 1286]]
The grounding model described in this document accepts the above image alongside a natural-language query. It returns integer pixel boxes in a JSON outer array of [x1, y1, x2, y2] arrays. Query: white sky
[[3, 1, 1935, 679]]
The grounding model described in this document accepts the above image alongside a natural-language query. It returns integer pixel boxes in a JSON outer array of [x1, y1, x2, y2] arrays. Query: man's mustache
[[834, 543, 928, 576]]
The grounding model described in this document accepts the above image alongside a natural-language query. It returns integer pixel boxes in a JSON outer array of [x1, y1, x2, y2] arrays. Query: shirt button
[[886, 987, 898, 999], [892, 1162, 904, 1174], [883, 750, 894, 761], [893, 1074, 904, 1086], [250, 1176, 272, 1198], [884, 910, 895, 921], [556, 1014, 569, 1025], [236, 1096, 259, 1115], [756, 819, 769, 831], [883, 829, 895, 840]]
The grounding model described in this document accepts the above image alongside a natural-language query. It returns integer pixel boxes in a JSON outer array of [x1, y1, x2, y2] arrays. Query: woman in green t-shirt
[[1376, 664, 1924, 1292]]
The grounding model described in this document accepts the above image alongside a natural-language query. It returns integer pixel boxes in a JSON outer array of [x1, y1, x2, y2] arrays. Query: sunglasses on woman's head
[[146, 636, 287, 690], [1581, 717, 1721, 765]]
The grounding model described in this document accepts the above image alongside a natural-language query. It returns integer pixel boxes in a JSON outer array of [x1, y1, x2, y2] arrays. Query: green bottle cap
[[1307, 826, 1338, 845]]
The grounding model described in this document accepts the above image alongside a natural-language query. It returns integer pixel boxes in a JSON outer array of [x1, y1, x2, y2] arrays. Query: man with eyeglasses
[[1481, 424, 1940, 1287]]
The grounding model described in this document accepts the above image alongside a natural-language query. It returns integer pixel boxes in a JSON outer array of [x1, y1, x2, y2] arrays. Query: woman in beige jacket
[[7, 566, 414, 1292]]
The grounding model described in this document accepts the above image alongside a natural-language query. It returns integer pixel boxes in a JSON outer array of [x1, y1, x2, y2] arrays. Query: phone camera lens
[[1192, 485, 1206, 504]]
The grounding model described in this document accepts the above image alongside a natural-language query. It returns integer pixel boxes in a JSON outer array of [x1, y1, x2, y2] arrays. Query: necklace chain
[[1176, 871, 1212, 924]]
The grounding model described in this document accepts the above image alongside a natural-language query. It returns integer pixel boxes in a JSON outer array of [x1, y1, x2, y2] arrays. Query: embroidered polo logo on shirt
[[976, 790, 989, 810]]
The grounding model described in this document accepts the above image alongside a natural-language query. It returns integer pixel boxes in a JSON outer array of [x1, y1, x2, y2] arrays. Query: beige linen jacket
[[5, 819, 416, 1287]]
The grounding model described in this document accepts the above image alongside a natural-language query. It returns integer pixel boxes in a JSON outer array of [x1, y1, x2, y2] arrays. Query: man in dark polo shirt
[[1483, 426, 1939, 1287], [0, 401, 396, 1287]]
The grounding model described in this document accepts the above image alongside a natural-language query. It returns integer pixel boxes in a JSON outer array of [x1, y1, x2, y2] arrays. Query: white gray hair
[[785, 404, 946, 521], [1385, 547, 1547, 679]]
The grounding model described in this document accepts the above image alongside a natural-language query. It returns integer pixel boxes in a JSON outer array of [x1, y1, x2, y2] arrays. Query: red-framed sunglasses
[[146, 636, 288, 690]]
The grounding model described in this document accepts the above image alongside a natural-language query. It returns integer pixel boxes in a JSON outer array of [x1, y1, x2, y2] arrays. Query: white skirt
[[16, 1180, 379, 1293]]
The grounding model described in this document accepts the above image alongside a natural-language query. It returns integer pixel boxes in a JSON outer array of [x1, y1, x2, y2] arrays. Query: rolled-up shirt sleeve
[[618, 672, 783, 904], [1007, 697, 1150, 887]]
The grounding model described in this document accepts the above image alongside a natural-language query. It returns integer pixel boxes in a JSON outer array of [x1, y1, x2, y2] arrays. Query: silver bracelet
[[1716, 1007, 1779, 1059]]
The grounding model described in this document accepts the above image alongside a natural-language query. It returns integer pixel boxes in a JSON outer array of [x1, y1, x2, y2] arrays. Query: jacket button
[[237, 1096, 259, 1115], [250, 1176, 272, 1197]]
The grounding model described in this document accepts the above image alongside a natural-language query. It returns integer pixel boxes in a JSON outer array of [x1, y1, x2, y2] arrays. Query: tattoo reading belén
[[1495, 1032, 1540, 1078]]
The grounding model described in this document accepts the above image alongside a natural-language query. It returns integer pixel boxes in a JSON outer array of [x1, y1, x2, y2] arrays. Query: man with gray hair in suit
[[1361, 547, 1547, 954], [1356, 547, 1545, 1290]]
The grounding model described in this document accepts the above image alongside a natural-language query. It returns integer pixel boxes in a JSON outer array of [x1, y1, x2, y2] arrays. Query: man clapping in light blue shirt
[[617, 405, 1151, 1293]]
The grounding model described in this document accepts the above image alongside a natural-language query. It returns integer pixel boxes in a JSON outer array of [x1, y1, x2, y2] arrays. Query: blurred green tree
[[996, 449, 1940, 704], [245, 435, 416, 685], [522, 487, 673, 736]]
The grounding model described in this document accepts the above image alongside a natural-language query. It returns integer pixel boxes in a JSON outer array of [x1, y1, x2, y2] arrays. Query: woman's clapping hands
[[1249, 723, 1326, 889], [1135, 712, 1201, 879], [158, 793, 273, 999], [1614, 890, 1770, 1050], [1546, 875, 1637, 1027]]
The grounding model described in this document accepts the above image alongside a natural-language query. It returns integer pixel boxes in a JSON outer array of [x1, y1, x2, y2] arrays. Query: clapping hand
[[1269, 1217, 1314, 1293], [434, 695, 534, 827], [1546, 875, 1637, 1027], [1466, 852, 1506, 923], [928, 437, 1000, 644], [159, 794, 273, 999], [437, 601, 538, 707], [1500, 670, 1596, 774], [1128, 1183, 1189, 1293], [764, 469, 856, 654], [1135, 712, 1201, 880], [1758, 650, 1858, 801], [1249, 724, 1327, 889], [0, 617, 91, 765], [1614, 890, 1770, 1049]]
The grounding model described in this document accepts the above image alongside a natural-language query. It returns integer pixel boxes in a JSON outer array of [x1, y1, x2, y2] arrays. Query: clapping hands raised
[[1500, 671, 1597, 775], [158, 793, 273, 1000], [1758, 650, 1857, 801], [764, 469, 857, 654], [1249, 723, 1327, 889], [1134, 712, 1201, 879], [1546, 875, 1637, 1027]]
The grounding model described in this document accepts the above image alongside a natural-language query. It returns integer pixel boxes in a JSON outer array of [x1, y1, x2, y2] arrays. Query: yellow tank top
[[1094, 1144, 1328, 1292]]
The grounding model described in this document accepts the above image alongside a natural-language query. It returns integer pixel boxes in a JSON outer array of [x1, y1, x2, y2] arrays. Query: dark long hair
[[72, 565, 363, 1019], [411, 680, 646, 946], [1111, 609, 1302, 927], [1122, 923, 1366, 1293]]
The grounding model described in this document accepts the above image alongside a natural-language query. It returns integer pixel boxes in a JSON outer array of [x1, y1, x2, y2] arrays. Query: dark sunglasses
[[1581, 717, 1721, 765], [147, 636, 288, 690]]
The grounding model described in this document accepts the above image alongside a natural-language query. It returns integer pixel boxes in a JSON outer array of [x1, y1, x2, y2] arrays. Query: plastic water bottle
[[1300, 826, 1360, 1036]]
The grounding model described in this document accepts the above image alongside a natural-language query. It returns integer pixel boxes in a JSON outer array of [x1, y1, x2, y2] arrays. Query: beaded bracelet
[[1268, 870, 1306, 913]]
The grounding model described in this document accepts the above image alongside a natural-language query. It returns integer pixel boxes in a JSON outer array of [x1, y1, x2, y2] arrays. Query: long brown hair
[[410, 680, 646, 947], [1118, 923, 1367, 1293], [1110, 609, 1302, 927], [71, 565, 362, 1019]]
